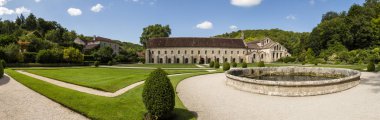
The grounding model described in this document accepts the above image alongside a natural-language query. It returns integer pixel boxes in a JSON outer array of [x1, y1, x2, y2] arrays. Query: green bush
[[283, 56, 296, 63], [23, 52, 37, 63], [0, 61, 3, 78], [214, 62, 220, 69], [0, 59, 6, 68], [108, 60, 114, 66], [258, 61, 265, 67], [231, 62, 237, 68], [94, 61, 100, 67], [36, 49, 63, 63], [367, 61, 375, 72], [209, 61, 215, 68], [313, 60, 319, 66], [143, 68, 175, 119], [242, 62, 247, 68], [302, 61, 307, 65], [223, 62, 230, 71]]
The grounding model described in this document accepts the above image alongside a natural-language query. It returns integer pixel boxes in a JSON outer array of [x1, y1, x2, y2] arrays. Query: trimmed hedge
[[231, 62, 237, 68], [0, 61, 3, 78], [242, 62, 247, 68], [223, 62, 230, 71], [258, 61, 265, 67], [214, 62, 220, 69], [367, 61, 375, 72], [0, 59, 6, 68], [209, 61, 215, 68], [143, 68, 175, 119], [94, 61, 100, 67]]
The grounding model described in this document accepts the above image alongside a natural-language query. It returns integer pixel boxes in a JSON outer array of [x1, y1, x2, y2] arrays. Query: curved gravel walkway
[[17, 70, 191, 97], [0, 74, 87, 120], [177, 72, 380, 120]]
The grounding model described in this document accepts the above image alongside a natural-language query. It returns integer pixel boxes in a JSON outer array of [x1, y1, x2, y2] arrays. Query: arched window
[[198, 50, 200, 54], [191, 50, 193, 54], [205, 50, 207, 54], [164, 51, 167, 54], [178, 50, 180, 54], [171, 51, 173, 54], [185, 50, 187, 54], [158, 51, 160, 54]]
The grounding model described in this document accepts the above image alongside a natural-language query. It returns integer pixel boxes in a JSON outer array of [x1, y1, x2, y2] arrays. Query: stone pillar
[[145, 49, 150, 64]]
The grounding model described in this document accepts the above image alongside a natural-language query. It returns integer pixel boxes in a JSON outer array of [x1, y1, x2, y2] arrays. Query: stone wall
[[225, 67, 361, 97]]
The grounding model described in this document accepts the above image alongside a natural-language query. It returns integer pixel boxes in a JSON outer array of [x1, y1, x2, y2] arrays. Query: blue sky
[[0, 0, 365, 44]]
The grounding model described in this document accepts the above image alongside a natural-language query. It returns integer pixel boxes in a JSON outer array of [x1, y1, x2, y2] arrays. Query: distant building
[[145, 37, 290, 64], [74, 36, 121, 54]]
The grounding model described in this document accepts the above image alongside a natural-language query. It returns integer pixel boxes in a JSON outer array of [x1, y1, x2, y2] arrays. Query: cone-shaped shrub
[[214, 62, 220, 69], [223, 62, 230, 71], [0, 60, 6, 68], [231, 62, 237, 68], [242, 62, 247, 68], [258, 61, 265, 67], [0, 62, 3, 78], [142, 68, 175, 119], [94, 61, 100, 67], [367, 61, 375, 72], [209, 61, 215, 68]]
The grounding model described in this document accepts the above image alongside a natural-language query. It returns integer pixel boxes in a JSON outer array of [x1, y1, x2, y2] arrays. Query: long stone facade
[[145, 37, 290, 64]]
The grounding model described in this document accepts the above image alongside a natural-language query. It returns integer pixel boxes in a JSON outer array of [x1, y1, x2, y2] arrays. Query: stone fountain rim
[[225, 67, 361, 86]]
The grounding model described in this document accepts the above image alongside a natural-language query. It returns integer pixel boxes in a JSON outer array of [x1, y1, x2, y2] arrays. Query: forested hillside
[[217, 0, 380, 65], [0, 13, 142, 64]]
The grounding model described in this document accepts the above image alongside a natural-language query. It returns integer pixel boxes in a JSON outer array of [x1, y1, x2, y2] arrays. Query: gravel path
[[177, 72, 380, 120], [0, 74, 87, 120], [17, 70, 192, 97]]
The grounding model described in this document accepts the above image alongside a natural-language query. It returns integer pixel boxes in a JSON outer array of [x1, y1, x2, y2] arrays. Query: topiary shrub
[[143, 68, 175, 120], [0, 59, 6, 68], [231, 62, 237, 68], [0, 61, 3, 78], [108, 60, 114, 66], [94, 61, 100, 67], [242, 62, 247, 68], [367, 61, 375, 72], [223, 62, 230, 71], [258, 61, 265, 67], [209, 61, 215, 68], [214, 62, 220, 69]]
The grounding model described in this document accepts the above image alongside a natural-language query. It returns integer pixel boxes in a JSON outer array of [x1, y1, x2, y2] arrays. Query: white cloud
[[231, 0, 262, 7], [309, 0, 315, 5], [196, 21, 213, 29], [91, 4, 103, 13], [0, 7, 14, 15], [286, 15, 296, 20], [0, 0, 7, 6], [67, 8, 82, 16], [15, 6, 31, 14], [230, 25, 238, 30], [35, 0, 41, 3]]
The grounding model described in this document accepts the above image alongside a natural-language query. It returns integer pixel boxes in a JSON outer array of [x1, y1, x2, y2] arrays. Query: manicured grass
[[23, 68, 207, 92], [116, 64, 199, 68], [6, 69, 217, 120]]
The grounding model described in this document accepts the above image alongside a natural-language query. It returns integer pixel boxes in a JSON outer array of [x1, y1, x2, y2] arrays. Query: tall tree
[[25, 13, 37, 30], [140, 24, 171, 48]]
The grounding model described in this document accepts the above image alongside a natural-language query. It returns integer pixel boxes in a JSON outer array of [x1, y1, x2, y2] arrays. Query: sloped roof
[[246, 38, 277, 49], [94, 37, 118, 44], [147, 37, 246, 48]]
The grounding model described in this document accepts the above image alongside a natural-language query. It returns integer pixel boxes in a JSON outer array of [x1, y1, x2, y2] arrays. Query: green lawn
[[116, 64, 199, 68], [22, 68, 207, 92], [6, 69, 217, 120]]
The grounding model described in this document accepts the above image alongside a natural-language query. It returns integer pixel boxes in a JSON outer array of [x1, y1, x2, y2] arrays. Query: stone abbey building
[[145, 37, 290, 64]]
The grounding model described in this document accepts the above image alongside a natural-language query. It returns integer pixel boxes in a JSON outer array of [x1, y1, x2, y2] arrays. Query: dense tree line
[[0, 13, 143, 64]]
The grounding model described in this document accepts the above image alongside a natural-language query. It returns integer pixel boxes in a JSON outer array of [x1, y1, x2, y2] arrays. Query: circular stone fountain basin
[[225, 67, 361, 97]]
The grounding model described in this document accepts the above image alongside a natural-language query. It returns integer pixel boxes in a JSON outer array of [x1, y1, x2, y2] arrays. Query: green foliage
[[214, 62, 220, 69], [302, 61, 307, 65], [242, 62, 248, 68], [108, 60, 114, 66], [143, 68, 175, 119], [282, 56, 296, 63], [23, 52, 37, 63], [223, 62, 231, 71], [63, 47, 84, 63], [25, 13, 37, 30], [94, 61, 100, 67], [231, 62, 237, 67], [0, 44, 23, 63], [367, 61, 376, 72], [209, 61, 215, 68], [305, 48, 316, 63], [36, 49, 63, 63], [93, 47, 114, 63], [258, 61, 265, 67], [0, 59, 5, 68], [0, 61, 3, 78], [140, 24, 171, 48]]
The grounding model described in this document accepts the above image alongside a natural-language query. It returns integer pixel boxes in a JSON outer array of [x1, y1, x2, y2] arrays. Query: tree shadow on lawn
[[360, 72, 380, 93], [171, 108, 198, 120], [0, 75, 10, 86]]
